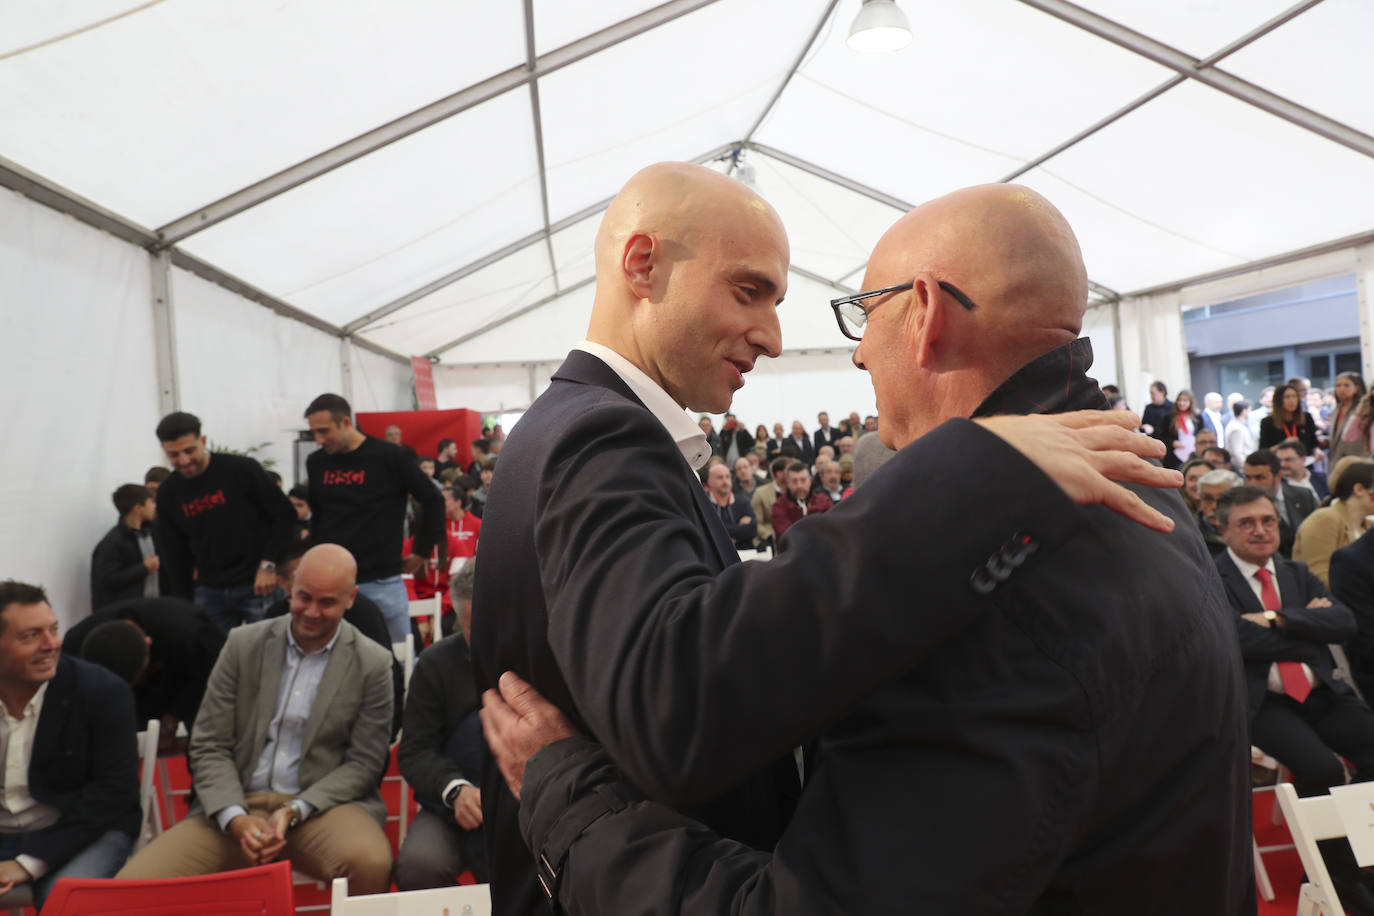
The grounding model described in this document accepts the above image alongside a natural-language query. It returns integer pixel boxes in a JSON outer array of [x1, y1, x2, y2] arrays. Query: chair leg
[[1253, 836, 1275, 902]]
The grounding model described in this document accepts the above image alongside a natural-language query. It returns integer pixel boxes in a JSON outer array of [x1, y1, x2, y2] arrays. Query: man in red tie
[[1214, 484, 1374, 913]]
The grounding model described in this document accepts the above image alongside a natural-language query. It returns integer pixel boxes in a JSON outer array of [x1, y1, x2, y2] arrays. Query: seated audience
[[705, 463, 756, 550], [1190, 427, 1218, 459], [395, 563, 487, 889], [771, 460, 829, 542], [384, 426, 418, 464], [1293, 460, 1374, 586], [0, 581, 141, 908], [719, 414, 754, 466], [1330, 528, 1374, 703], [1244, 449, 1317, 558], [405, 485, 481, 634], [731, 457, 757, 503], [750, 457, 787, 553], [815, 459, 844, 505], [90, 484, 161, 610], [1226, 400, 1254, 468], [1201, 446, 1232, 470], [1196, 468, 1241, 557], [435, 439, 461, 479], [118, 545, 394, 892], [467, 440, 488, 478], [287, 484, 311, 542], [63, 596, 225, 749], [1179, 458, 1211, 515], [469, 460, 494, 519], [1276, 438, 1329, 501], [1214, 486, 1374, 913], [746, 451, 767, 485], [784, 421, 813, 465]]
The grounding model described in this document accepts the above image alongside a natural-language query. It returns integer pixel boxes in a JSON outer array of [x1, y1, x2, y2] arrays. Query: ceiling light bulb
[[847, 0, 912, 53]]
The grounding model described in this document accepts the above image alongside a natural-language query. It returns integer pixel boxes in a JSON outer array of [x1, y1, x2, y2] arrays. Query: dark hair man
[[1214, 486, 1374, 912], [1196, 468, 1242, 558], [90, 483, 161, 610], [1276, 438, 1329, 501], [705, 463, 756, 550], [435, 439, 460, 479], [479, 180, 1247, 914], [1245, 448, 1317, 558], [770, 459, 830, 542], [143, 466, 171, 495], [153, 411, 296, 632], [303, 393, 445, 643], [118, 545, 394, 892], [395, 560, 486, 889], [812, 410, 836, 456], [750, 456, 789, 552], [1201, 445, 1232, 470], [0, 581, 141, 907], [64, 596, 225, 750]]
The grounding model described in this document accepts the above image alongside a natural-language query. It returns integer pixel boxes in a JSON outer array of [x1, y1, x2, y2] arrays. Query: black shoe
[[1331, 873, 1374, 916]]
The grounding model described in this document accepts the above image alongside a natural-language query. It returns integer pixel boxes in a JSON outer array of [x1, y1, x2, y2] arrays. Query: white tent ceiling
[[2, 0, 1372, 367]]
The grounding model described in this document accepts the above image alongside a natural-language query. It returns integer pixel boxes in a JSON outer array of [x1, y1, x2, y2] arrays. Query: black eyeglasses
[[829, 280, 977, 342]]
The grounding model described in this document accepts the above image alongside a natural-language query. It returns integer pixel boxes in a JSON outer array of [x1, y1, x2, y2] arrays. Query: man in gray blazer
[[118, 544, 394, 893]]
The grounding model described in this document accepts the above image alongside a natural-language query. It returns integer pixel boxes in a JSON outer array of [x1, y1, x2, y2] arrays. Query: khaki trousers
[[117, 792, 392, 894]]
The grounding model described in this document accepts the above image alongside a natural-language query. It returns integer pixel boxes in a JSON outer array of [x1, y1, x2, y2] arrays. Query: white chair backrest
[[407, 595, 442, 646], [1276, 782, 1347, 915], [393, 633, 416, 693], [135, 719, 161, 847], [330, 878, 491, 915]]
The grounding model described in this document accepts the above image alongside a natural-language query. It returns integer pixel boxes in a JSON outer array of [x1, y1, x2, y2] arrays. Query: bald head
[[290, 544, 357, 651], [586, 162, 788, 413], [854, 184, 1088, 447], [295, 543, 356, 589]]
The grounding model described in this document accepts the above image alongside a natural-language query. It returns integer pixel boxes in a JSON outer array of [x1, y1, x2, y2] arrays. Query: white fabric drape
[[1117, 290, 1190, 409]]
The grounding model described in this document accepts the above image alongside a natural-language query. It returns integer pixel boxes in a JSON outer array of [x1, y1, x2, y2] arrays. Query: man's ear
[[622, 233, 656, 299], [912, 276, 946, 369]]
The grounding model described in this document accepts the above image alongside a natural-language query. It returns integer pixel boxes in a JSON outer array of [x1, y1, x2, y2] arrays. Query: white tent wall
[[1116, 290, 1190, 411], [0, 189, 162, 629], [434, 363, 553, 414], [1080, 303, 1121, 394], [346, 340, 416, 414]]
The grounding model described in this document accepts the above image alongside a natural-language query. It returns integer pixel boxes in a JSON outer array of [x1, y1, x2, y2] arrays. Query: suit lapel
[[300, 624, 355, 753], [251, 620, 288, 762], [684, 467, 738, 569], [1276, 561, 1304, 609], [1217, 554, 1265, 615], [31, 657, 74, 764]]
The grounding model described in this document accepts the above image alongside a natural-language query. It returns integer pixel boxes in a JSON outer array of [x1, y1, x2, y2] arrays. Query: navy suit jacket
[[23, 656, 141, 869], [1327, 529, 1374, 698], [1214, 551, 1356, 716]]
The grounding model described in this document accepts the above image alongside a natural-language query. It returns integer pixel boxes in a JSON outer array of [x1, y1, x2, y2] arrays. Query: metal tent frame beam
[[154, 0, 723, 247], [343, 141, 741, 336], [1018, 0, 1374, 160], [524, 0, 559, 296]]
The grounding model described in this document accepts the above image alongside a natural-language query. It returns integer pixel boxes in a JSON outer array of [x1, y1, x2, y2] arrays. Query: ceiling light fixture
[[846, 0, 912, 53]]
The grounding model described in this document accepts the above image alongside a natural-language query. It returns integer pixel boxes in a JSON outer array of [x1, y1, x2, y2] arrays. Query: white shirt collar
[[1227, 547, 1276, 582], [576, 341, 711, 470]]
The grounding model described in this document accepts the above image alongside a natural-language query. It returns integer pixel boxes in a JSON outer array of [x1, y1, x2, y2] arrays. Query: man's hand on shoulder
[[976, 410, 1181, 533], [481, 671, 577, 801], [0, 860, 31, 893]]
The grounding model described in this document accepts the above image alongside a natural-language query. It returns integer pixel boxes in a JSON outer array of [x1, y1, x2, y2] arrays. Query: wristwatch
[[277, 800, 303, 828], [259, 560, 277, 573], [1263, 610, 1278, 625]]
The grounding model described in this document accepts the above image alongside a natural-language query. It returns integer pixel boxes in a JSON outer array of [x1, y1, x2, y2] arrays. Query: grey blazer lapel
[[250, 618, 289, 764], [300, 622, 356, 754]]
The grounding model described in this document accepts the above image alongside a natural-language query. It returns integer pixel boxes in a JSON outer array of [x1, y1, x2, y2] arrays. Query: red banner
[[410, 356, 438, 411], [356, 409, 483, 468]]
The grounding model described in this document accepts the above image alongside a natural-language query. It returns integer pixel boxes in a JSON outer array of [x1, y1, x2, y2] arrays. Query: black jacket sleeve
[[536, 413, 1088, 806], [154, 487, 194, 599], [245, 461, 297, 564], [90, 527, 148, 608], [1331, 546, 1374, 662], [397, 650, 466, 813]]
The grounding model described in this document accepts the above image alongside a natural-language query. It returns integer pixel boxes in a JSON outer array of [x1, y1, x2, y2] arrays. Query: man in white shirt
[[1202, 391, 1229, 440], [0, 581, 140, 908], [1213, 486, 1374, 913]]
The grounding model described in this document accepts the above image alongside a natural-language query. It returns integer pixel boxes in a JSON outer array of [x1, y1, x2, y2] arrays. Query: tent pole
[[1357, 243, 1374, 384], [150, 250, 181, 414], [340, 339, 355, 405]]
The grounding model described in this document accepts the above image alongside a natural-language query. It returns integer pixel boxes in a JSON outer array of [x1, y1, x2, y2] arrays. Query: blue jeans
[[357, 575, 410, 642], [194, 583, 282, 633], [0, 828, 131, 908]]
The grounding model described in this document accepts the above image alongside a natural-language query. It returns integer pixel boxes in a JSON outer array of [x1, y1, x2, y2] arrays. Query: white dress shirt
[[576, 341, 710, 471], [0, 683, 61, 878], [1226, 548, 1316, 693]]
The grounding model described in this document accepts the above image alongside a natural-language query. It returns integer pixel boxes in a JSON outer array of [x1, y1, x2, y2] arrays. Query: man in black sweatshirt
[[153, 412, 296, 633], [304, 393, 445, 643]]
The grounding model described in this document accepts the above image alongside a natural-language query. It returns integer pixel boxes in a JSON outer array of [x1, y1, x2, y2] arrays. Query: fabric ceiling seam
[[341, 140, 742, 336], [424, 275, 597, 358], [1000, 0, 1327, 183], [0, 0, 170, 62], [742, 142, 913, 212], [1017, 0, 1374, 160], [524, 0, 560, 296], [789, 264, 855, 296], [1121, 229, 1374, 301], [152, 0, 724, 248]]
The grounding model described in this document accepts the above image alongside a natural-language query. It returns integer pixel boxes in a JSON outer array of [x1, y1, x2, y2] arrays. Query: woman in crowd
[[1226, 400, 1254, 469], [756, 423, 778, 461], [1330, 372, 1370, 465], [1293, 459, 1374, 586], [1140, 381, 1172, 450], [1259, 382, 1318, 453], [1179, 458, 1210, 515], [1169, 389, 1200, 467]]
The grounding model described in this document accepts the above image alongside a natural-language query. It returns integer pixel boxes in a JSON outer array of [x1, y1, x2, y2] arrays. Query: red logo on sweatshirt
[[181, 490, 227, 518], [322, 469, 366, 486]]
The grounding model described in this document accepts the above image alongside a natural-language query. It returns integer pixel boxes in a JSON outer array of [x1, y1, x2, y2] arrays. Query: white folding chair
[[1330, 643, 1366, 701], [1250, 746, 1296, 903], [408, 595, 442, 650], [384, 634, 415, 846], [1276, 781, 1350, 916], [136, 719, 162, 850], [330, 877, 491, 915]]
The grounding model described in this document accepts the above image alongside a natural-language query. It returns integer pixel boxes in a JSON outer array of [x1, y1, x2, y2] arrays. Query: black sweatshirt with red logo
[[306, 436, 445, 583], [155, 453, 296, 596]]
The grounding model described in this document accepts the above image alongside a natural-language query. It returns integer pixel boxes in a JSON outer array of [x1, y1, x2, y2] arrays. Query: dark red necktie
[[1256, 567, 1311, 703]]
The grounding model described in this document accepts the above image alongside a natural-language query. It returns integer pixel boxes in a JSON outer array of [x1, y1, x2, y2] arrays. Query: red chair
[[39, 860, 293, 916]]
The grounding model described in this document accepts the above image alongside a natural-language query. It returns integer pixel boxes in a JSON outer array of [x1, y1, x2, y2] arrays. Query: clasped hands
[[227, 807, 294, 865]]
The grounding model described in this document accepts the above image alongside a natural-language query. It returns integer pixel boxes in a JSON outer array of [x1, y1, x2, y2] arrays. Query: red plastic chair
[[38, 860, 294, 916]]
